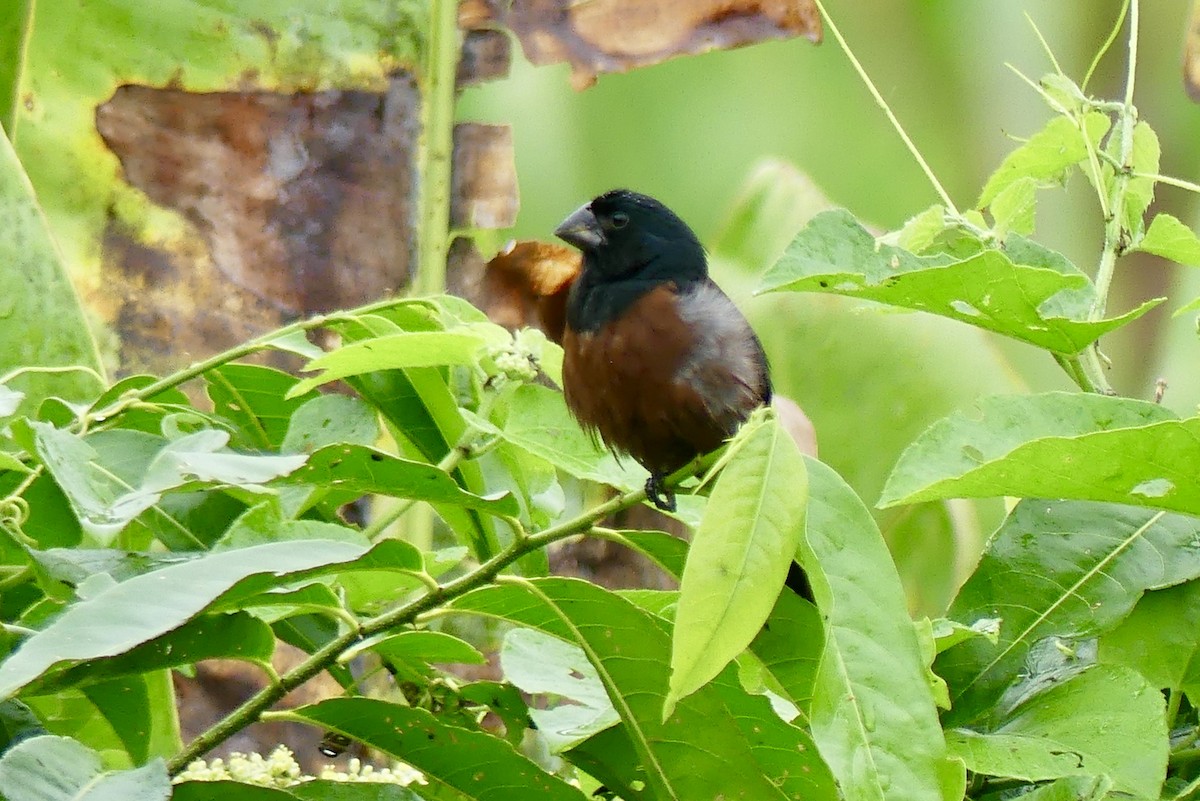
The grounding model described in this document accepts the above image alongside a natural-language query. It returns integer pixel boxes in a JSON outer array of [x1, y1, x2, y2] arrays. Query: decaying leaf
[[465, 0, 822, 90], [483, 240, 581, 341]]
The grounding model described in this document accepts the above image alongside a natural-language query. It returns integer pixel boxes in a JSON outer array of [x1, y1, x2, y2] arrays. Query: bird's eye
[[610, 211, 629, 229]]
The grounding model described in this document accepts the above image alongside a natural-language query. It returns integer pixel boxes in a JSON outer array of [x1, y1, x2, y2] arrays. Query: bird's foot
[[645, 473, 676, 512]]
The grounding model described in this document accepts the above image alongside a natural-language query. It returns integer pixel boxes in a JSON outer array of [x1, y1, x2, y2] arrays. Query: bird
[[552, 189, 772, 513]]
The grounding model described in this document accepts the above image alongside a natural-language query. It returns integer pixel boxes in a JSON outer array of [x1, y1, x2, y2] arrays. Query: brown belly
[[561, 285, 741, 474]]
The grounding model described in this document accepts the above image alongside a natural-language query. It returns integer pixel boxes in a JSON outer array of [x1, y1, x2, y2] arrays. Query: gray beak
[[554, 203, 604, 250]]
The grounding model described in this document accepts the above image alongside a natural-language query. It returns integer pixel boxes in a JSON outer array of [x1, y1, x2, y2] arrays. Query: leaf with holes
[[448, 577, 837, 800], [880, 392, 1200, 516], [758, 210, 1160, 354], [946, 665, 1165, 797], [937, 499, 1200, 727]]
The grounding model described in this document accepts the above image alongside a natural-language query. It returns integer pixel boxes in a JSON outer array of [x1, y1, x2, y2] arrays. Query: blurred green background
[[461, 1, 1200, 612]]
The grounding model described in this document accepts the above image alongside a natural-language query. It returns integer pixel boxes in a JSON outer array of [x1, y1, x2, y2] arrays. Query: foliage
[[4, 2, 1200, 801]]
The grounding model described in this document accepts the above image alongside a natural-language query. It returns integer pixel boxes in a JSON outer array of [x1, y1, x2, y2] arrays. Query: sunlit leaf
[[291, 331, 494, 396], [1136, 212, 1200, 267], [667, 414, 807, 715], [880, 392, 1200, 515], [500, 627, 618, 752], [279, 443, 518, 516], [758, 210, 1159, 355], [0, 539, 407, 697], [977, 112, 1110, 207]]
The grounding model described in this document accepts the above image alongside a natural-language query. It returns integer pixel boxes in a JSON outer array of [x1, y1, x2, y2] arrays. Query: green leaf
[[500, 627, 619, 753], [291, 331, 492, 396], [1135, 212, 1200, 267], [205, 364, 318, 451], [1010, 776, 1114, 801], [23, 612, 275, 696], [879, 392, 1200, 515], [288, 697, 585, 801], [989, 175, 1037, 238], [666, 415, 807, 715], [0, 122, 103, 419], [893, 204, 947, 254], [758, 210, 1159, 355], [449, 577, 837, 800], [978, 112, 1111, 207], [278, 443, 518, 516], [747, 590, 824, 718], [341, 629, 486, 677], [24, 422, 306, 544], [499, 385, 643, 491], [0, 735, 169, 801], [281, 394, 379, 454], [173, 782, 425, 801], [937, 499, 1200, 726], [0, 539, 400, 697], [1100, 580, 1200, 698], [1119, 120, 1160, 234], [946, 665, 1165, 797], [803, 459, 963, 801]]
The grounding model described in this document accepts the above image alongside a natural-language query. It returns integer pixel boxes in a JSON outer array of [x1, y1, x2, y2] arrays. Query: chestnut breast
[[562, 280, 769, 473]]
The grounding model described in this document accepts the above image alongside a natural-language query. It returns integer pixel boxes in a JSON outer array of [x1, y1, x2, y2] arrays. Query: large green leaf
[[0, 735, 169, 801], [287, 697, 584, 801], [667, 414, 807, 714], [946, 665, 1165, 797], [880, 392, 1200, 515], [0, 539, 417, 697], [757, 210, 1160, 354], [21, 612, 275, 696], [937, 500, 1200, 726], [1099, 580, 1200, 699], [449, 577, 837, 801], [802, 459, 963, 801], [0, 121, 103, 417]]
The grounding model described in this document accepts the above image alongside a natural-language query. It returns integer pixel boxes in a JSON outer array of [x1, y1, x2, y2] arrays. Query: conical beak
[[554, 203, 604, 250]]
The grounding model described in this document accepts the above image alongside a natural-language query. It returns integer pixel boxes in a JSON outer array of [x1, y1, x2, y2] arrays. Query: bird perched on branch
[[552, 189, 772, 512]]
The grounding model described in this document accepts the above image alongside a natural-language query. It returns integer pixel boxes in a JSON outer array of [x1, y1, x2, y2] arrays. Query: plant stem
[[812, 0, 958, 214], [82, 298, 409, 430], [165, 450, 717, 774], [414, 0, 460, 295], [1053, 354, 1095, 392], [1079, 0, 1138, 394]]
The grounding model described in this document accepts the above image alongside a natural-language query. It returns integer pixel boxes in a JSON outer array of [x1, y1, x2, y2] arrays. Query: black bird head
[[554, 189, 707, 285]]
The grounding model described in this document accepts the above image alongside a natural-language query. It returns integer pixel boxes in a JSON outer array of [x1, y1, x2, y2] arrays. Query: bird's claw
[[645, 474, 676, 512]]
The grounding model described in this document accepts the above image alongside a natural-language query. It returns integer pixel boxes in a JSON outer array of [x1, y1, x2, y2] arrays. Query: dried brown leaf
[[477, 0, 822, 89], [483, 240, 581, 341]]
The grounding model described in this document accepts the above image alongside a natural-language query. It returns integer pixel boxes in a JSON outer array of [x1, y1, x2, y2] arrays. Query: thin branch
[[1083, 0, 1131, 91], [811, 0, 958, 214], [166, 449, 719, 774]]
